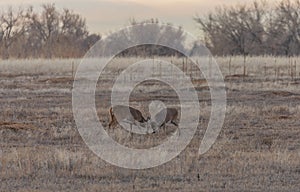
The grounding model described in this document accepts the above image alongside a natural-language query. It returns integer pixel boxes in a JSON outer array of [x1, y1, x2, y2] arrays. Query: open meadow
[[0, 56, 300, 191]]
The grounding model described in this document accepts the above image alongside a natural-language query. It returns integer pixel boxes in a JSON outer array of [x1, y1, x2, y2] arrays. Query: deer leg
[[168, 121, 180, 136], [108, 115, 117, 129], [146, 122, 150, 134], [160, 122, 166, 134], [150, 124, 156, 134], [129, 123, 133, 139], [171, 121, 179, 135], [108, 117, 112, 128], [109, 121, 115, 129]]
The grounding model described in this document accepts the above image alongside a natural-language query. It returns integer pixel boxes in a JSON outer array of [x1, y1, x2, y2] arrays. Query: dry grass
[[0, 57, 300, 191]]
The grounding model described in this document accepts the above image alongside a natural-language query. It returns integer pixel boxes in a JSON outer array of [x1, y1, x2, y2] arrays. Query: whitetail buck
[[151, 108, 178, 134], [108, 105, 150, 133]]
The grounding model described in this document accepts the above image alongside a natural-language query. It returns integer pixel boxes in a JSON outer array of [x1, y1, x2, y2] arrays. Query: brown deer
[[108, 105, 150, 133], [151, 108, 178, 134]]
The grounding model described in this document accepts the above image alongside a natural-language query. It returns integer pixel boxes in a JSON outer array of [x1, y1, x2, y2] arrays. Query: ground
[[0, 57, 300, 191]]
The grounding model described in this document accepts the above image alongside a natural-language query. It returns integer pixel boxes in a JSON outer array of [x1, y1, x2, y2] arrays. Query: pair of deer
[[108, 105, 178, 134]]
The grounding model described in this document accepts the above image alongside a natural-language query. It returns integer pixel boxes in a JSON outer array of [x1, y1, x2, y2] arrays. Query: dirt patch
[[225, 74, 249, 79], [38, 77, 74, 84], [271, 90, 296, 97], [0, 122, 38, 131]]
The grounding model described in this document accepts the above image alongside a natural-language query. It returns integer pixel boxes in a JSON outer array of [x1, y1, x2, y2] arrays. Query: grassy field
[[0, 57, 300, 191]]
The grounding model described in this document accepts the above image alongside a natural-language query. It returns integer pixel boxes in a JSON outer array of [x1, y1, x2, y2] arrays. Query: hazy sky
[[0, 0, 271, 36]]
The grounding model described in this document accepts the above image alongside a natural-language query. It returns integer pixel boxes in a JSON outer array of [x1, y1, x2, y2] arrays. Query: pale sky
[[0, 0, 272, 36]]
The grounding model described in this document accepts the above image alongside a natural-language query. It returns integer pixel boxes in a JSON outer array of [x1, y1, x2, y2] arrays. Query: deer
[[108, 105, 150, 134], [150, 107, 179, 134]]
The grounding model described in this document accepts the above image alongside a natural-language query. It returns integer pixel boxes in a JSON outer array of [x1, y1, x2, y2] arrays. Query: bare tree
[[41, 4, 60, 58], [194, 1, 267, 56], [58, 8, 89, 57], [9, 4, 101, 59], [0, 7, 26, 59], [267, 0, 300, 56]]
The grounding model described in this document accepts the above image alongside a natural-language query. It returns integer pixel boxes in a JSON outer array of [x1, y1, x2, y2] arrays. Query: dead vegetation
[[0, 57, 300, 191]]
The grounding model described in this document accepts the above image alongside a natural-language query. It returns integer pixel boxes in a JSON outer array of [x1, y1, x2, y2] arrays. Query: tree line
[[2, 0, 300, 59], [195, 0, 300, 56], [0, 4, 100, 59]]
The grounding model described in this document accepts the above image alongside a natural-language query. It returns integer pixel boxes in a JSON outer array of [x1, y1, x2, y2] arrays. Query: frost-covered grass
[[0, 58, 79, 75], [216, 56, 300, 78], [1, 56, 299, 78]]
